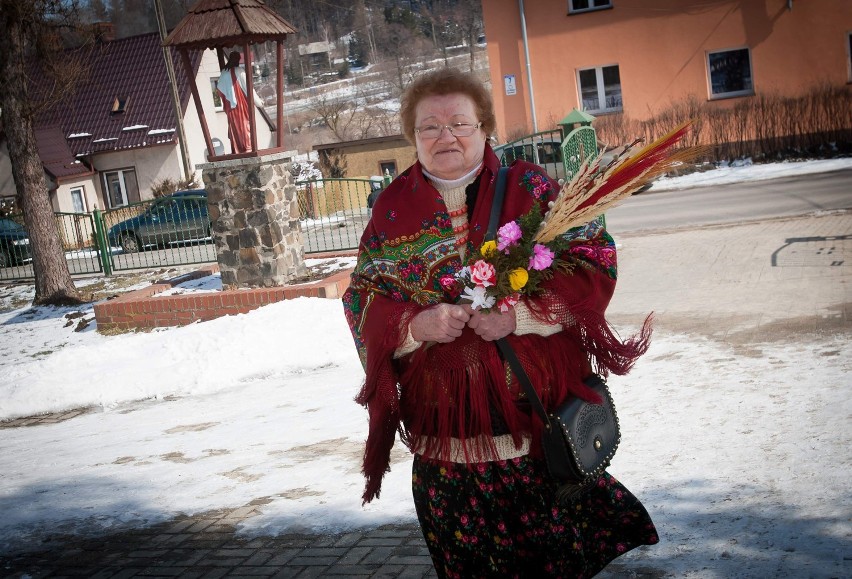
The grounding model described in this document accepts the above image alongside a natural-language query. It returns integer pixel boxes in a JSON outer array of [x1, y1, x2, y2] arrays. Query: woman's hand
[[409, 304, 472, 343], [463, 305, 517, 341]]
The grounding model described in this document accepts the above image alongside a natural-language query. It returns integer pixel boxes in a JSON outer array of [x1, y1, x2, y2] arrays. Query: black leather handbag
[[488, 168, 621, 500]]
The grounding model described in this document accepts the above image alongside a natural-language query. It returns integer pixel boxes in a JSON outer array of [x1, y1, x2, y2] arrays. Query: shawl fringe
[[355, 303, 418, 504]]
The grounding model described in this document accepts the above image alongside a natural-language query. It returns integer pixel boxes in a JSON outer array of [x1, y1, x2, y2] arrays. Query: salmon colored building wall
[[482, 0, 852, 141]]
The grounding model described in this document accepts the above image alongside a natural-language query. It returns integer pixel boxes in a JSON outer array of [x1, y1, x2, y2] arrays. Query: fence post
[[92, 209, 113, 276]]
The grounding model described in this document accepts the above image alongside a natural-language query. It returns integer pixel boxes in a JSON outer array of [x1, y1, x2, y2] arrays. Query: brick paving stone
[[287, 555, 340, 566], [243, 550, 276, 566], [338, 546, 371, 565], [185, 520, 217, 534], [268, 568, 305, 579], [165, 548, 211, 566], [396, 566, 436, 579], [358, 538, 407, 548], [387, 555, 433, 566], [360, 546, 396, 565], [310, 535, 338, 548], [367, 531, 412, 538], [136, 567, 186, 576], [166, 520, 195, 534], [368, 565, 405, 578], [128, 549, 170, 558], [289, 567, 328, 578], [223, 569, 279, 577], [264, 549, 304, 566], [211, 547, 257, 558], [320, 564, 375, 575], [332, 532, 364, 548], [298, 547, 347, 558]]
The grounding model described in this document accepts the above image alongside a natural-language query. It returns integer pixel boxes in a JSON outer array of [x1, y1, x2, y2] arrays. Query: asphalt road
[[605, 168, 852, 234]]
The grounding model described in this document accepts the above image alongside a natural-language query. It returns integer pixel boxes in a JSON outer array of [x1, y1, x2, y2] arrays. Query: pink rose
[[470, 260, 497, 287], [528, 244, 555, 270], [440, 275, 458, 293], [497, 221, 522, 251]]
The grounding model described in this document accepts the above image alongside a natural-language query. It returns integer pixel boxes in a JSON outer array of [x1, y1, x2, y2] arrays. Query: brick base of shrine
[[93, 260, 352, 333]]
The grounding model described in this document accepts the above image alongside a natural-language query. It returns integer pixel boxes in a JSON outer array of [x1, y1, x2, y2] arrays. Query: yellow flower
[[480, 240, 497, 257], [509, 268, 529, 291]]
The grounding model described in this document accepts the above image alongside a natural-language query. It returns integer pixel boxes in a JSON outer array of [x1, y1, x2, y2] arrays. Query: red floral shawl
[[342, 145, 651, 503]]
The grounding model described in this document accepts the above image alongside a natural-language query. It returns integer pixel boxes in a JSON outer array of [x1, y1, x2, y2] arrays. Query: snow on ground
[[0, 160, 849, 576], [651, 157, 852, 191]]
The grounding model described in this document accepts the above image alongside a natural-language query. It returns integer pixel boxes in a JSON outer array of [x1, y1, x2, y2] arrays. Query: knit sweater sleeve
[[514, 299, 563, 337]]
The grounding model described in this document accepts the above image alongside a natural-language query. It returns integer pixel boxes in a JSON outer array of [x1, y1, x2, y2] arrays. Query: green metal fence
[[0, 212, 103, 282], [494, 128, 566, 182], [100, 193, 216, 273], [296, 177, 384, 253], [0, 179, 389, 283]]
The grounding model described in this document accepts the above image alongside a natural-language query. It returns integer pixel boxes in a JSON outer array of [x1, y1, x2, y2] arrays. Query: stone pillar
[[200, 152, 307, 289]]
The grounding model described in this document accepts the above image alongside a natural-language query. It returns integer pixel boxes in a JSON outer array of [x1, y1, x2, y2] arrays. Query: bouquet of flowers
[[456, 121, 698, 312]]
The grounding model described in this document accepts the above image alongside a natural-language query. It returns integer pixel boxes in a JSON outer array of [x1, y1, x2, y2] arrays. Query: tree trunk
[[0, 11, 83, 306]]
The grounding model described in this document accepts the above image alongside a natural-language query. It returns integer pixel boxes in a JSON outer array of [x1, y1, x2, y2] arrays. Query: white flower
[[461, 285, 496, 311]]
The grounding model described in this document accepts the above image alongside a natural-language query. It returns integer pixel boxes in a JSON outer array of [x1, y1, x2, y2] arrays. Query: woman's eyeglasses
[[414, 122, 482, 139]]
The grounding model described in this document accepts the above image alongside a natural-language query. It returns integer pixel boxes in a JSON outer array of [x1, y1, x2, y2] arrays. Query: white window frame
[[576, 64, 622, 114], [847, 31, 851, 83], [103, 169, 137, 208], [70, 186, 87, 213], [569, 0, 612, 14], [706, 47, 754, 100], [211, 78, 224, 111]]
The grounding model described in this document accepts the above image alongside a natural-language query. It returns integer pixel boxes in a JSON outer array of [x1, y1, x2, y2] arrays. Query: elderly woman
[[342, 68, 658, 577]]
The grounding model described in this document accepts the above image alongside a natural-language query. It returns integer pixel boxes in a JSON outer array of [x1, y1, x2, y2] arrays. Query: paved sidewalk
[[1, 514, 436, 578]]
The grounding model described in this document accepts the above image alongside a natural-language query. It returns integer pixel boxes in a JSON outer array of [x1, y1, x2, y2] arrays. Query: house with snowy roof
[[0, 31, 274, 214]]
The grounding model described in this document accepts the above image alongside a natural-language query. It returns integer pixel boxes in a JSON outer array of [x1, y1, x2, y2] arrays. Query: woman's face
[[414, 93, 486, 181]]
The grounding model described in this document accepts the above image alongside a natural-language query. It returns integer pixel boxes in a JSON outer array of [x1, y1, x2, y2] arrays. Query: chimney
[[92, 22, 116, 43]]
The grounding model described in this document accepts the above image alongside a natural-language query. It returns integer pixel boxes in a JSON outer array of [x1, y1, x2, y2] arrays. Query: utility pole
[[154, 0, 193, 182]]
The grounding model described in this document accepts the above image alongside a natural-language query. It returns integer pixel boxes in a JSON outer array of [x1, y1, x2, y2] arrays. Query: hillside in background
[[78, 0, 488, 156]]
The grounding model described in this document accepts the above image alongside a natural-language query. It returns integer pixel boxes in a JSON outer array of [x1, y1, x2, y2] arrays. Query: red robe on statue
[[218, 68, 251, 154]]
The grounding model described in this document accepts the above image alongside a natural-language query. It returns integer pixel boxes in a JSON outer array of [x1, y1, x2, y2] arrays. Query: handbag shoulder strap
[[486, 167, 509, 242], [486, 167, 552, 428]]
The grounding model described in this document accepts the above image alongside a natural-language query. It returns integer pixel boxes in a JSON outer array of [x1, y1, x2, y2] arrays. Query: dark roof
[[164, 0, 297, 50], [34, 33, 201, 158], [34, 126, 93, 181], [314, 134, 410, 152]]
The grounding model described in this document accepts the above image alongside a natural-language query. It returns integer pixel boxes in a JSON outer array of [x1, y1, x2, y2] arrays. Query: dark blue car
[[0, 217, 32, 268], [108, 190, 210, 253]]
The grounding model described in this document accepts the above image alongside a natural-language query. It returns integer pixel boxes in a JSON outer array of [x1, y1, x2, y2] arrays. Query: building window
[[847, 32, 852, 82], [103, 169, 139, 208], [707, 47, 754, 99], [577, 65, 622, 113], [569, 0, 611, 14], [111, 96, 129, 114], [379, 161, 397, 179], [70, 186, 86, 213], [211, 78, 223, 111]]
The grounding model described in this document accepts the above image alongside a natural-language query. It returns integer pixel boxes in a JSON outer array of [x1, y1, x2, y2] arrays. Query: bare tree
[[0, 0, 89, 305], [309, 91, 359, 141], [308, 85, 395, 142], [452, 0, 484, 72]]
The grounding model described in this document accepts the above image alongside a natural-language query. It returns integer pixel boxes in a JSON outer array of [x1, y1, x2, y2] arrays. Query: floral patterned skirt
[[412, 454, 658, 579]]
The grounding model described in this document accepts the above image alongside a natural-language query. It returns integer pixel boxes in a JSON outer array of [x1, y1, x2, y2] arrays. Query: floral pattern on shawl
[[342, 150, 650, 504]]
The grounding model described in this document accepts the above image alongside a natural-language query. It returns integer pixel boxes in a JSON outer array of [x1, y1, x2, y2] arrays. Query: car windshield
[[0, 218, 24, 233]]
